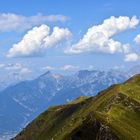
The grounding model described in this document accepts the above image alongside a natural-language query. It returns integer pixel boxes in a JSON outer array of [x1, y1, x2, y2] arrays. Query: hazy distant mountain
[[0, 70, 129, 139]]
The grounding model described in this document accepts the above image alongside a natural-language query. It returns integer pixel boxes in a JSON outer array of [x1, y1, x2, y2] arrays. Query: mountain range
[[13, 74, 140, 140], [0, 69, 130, 139]]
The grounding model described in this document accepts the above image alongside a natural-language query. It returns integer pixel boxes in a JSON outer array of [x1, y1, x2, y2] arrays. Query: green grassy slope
[[13, 74, 140, 140]]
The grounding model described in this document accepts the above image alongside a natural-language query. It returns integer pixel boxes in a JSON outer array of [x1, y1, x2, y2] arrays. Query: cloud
[[124, 53, 139, 62], [60, 65, 79, 71], [42, 66, 55, 71], [41, 65, 79, 71], [7, 25, 71, 57], [0, 63, 5, 68], [4, 63, 22, 70], [134, 34, 140, 44], [1, 63, 22, 70], [65, 16, 139, 55], [88, 65, 95, 70], [0, 63, 31, 75], [0, 13, 68, 32], [19, 68, 31, 75], [44, 26, 71, 48]]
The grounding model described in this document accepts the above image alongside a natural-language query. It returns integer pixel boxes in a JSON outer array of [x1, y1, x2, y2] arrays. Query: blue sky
[[0, 0, 140, 78]]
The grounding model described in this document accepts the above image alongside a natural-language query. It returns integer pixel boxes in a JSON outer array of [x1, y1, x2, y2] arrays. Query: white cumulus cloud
[[124, 53, 139, 62], [7, 25, 71, 57], [0, 13, 68, 32], [65, 16, 139, 55]]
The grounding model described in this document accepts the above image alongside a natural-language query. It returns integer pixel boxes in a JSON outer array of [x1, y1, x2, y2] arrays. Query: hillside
[[13, 74, 140, 140]]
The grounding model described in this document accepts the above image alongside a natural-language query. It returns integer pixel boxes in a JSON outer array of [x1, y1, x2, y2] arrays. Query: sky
[[0, 0, 140, 79]]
